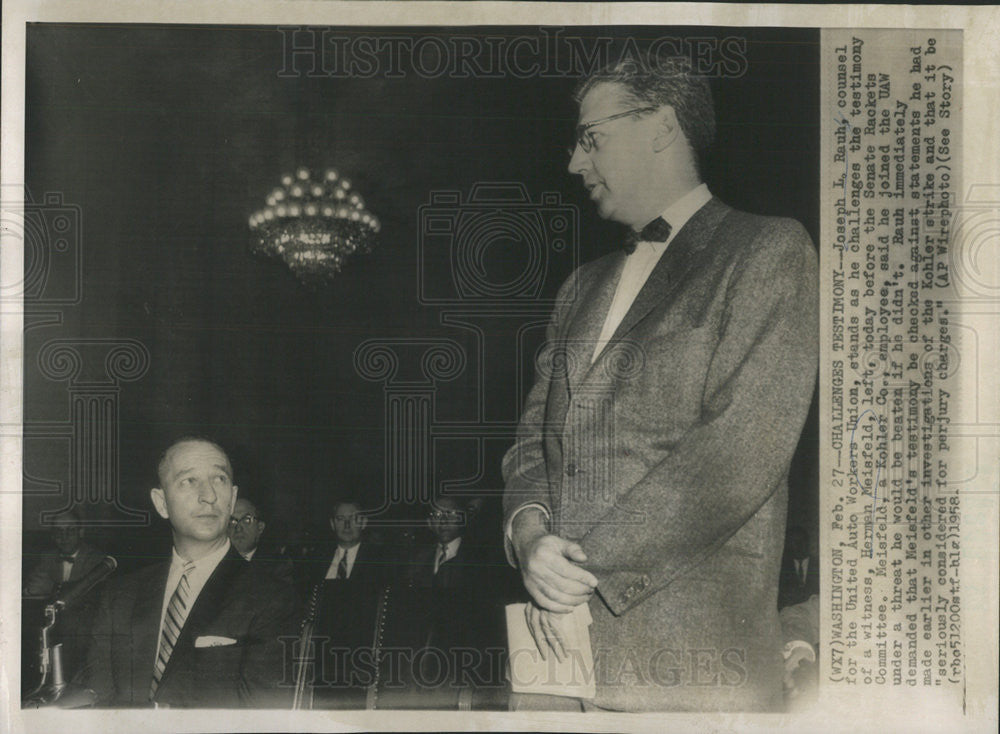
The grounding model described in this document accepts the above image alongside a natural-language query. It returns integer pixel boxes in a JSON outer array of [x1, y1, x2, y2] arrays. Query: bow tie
[[624, 216, 672, 254]]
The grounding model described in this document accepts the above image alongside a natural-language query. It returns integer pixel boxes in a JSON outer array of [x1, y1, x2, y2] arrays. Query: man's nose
[[197, 480, 218, 503], [567, 143, 589, 176]]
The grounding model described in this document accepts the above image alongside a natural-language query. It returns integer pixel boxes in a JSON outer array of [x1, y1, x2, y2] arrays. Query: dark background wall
[[22, 24, 819, 568]]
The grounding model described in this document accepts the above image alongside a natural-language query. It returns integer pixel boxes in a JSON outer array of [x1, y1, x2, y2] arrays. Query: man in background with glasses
[[228, 495, 295, 586], [503, 54, 818, 712]]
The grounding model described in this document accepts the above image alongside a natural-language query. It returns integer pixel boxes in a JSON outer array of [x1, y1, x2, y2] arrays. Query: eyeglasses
[[228, 514, 258, 527], [571, 106, 658, 154], [428, 509, 463, 520]]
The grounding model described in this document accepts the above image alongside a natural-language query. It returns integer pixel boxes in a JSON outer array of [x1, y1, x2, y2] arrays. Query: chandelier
[[249, 167, 380, 286]]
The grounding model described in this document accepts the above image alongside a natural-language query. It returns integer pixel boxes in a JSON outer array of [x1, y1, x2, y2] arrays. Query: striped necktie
[[336, 552, 349, 579], [150, 560, 195, 699]]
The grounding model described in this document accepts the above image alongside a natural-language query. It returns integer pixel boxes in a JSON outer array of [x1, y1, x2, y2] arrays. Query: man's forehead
[[334, 503, 360, 516], [165, 441, 232, 477], [579, 82, 633, 121], [233, 498, 256, 514]]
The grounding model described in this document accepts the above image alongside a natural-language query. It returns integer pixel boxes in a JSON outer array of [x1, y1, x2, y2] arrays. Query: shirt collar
[[441, 536, 462, 557], [636, 183, 712, 251], [171, 538, 231, 573]]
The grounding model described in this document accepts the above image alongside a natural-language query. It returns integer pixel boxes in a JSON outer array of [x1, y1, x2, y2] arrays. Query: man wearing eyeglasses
[[503, 54, 817, 712], [81, 438, 298, 707], [228, 496, 296, 586]]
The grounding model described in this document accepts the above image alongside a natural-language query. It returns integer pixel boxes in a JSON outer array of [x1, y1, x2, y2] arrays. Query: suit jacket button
[[565, 463, 577, 477]]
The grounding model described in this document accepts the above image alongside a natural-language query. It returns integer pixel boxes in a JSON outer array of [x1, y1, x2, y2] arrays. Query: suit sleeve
[[237, 573, 300, 707], [24, 559, 57, 597], [78, 584, 116, 704], [500, 271, 578, 564], [579, 220, 818, 615]]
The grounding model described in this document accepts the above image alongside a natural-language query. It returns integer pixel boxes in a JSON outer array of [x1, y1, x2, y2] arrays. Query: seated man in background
[[308, 498, 390, 708], [23, 508, 108, 678], [228, 495, 295, 586], [24, 509, 105, 598], [383, 495, 508, 709], [81, 437, 298, 707], [778, 525, 819, 610]]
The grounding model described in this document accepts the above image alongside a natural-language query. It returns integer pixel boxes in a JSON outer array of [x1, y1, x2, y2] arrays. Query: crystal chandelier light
[[249, 167, 380, 286]]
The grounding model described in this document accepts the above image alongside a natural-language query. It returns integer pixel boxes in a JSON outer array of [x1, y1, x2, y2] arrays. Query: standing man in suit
[[81, 437, 298, 707], [503, 54, 818, 712]]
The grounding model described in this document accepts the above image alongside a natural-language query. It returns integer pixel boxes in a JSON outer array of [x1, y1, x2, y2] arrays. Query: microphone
[[54, 556, 117, 610]]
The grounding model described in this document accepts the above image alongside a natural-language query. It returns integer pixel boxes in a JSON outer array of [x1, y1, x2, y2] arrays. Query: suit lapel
[[563, 255, 625, 391], [156, 551, 242, 692], [130, 561, 170, 703], [590, 198, 730, 368]]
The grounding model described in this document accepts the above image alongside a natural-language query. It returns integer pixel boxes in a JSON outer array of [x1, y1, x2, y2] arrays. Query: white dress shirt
[[591, 183, 713, 363], [157, 539, 231, 659], [508, 184, 714, 544], [61, 550, 80, 583], [325, 543, 361, 579], [794, 557, 809, 585]]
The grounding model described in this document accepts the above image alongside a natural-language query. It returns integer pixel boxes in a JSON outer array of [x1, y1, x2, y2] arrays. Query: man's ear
[[150, 488, 169, 520], [652, 106, 680, 153], [230, 485, 238, 515], [258, 520, 266, 534], [356, 514, 368, 532], [329, 518, 336, 533]]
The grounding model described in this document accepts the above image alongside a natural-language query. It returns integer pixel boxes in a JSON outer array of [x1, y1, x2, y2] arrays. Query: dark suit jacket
[[778, 553, 820, 609], [24, 542, 106, 597], [502, 198, 818, 711], [81, 548, 298, 708], [242, 542, 297, 589], [23, 542, 109, 678], [308, 542, 393, 704]]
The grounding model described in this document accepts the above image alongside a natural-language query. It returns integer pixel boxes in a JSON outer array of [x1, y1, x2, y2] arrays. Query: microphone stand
[[22, 603, 73, 706], [22, 558, 117, 708]]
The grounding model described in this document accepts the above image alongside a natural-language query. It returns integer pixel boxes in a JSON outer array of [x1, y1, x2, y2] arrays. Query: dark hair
[[573, 54, 716, 167], [156, 436, 232, 486], [49, 507, 84, 526], [234, 494, 265, 521], [330, 498, 365, 519]]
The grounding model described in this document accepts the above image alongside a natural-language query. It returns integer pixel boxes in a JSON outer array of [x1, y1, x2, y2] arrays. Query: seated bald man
[[81, 437, 298, 708]]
